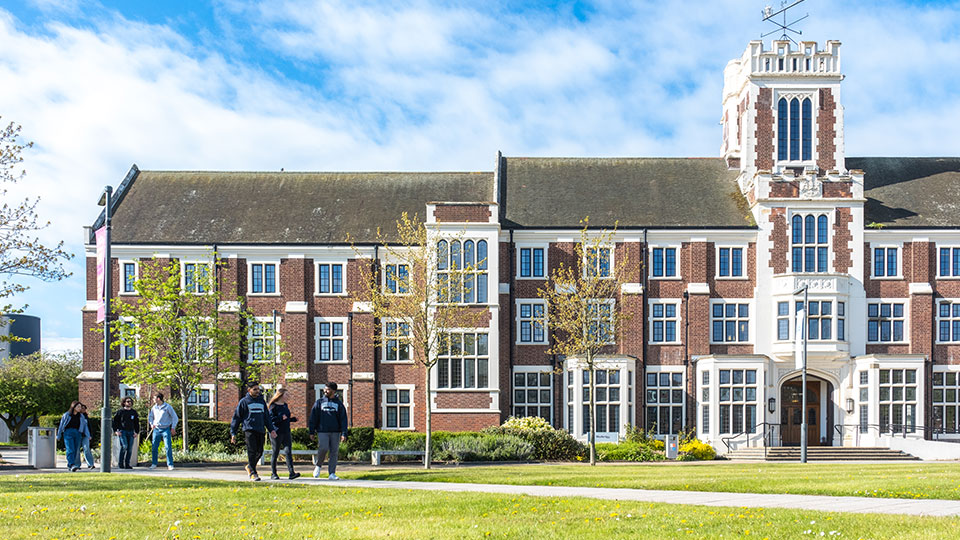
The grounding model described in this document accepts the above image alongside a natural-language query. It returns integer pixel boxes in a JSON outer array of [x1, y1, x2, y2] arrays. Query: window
[[317, 263, 344, 294], [315, 318, 347, 362], [797, 300, 836, 340], [651, 247, 677, 278], [700, 371, 710, 435], [583, 369, 622, 435], [120, 322, 138, 361], [939, 247, 960, 277], [937, 301, 960, 342], [584, 246, 612, 278], [878, 368, 917, 433], [645, 371, 684, 435], [858, 371, 869, 434], [872, 247, 899, 278], [187, 385, 215, 418], [383, 321, 411, 362], [437, 332, 489, 389], [718, 369, 759, 434], [183, 332, 212, 363], [183, 263, 210, 293], [249, 263, 277, 294], [513, 369, 552, 422], [518, 247, 545, 278], [776, 301, 790, 340], [383, 386, 413, 429], [717, 247, 744, 278], [650, 302, 679, 343], [933, 370, 960, 435], [517, 301, 547, 344], [711, 302, 749, 343], [248, 319, 276, 362], [384, 263, 409, 294], [122, 262, 137, 293], [587, 299, 615, 344], [437, 239, 488, 303], [868, 302, 905, 342], [791, 214, 829, 273], [777, 96, 813, 162], [313, 384, 348, 407], [119, 383, 139, 400]]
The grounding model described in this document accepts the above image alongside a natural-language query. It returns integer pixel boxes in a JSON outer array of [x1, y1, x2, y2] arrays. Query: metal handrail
[[834, 423, 959, 446], [721, 422, 781, 458]]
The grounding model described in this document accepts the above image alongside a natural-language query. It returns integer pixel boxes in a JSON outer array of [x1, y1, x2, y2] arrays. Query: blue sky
[[1, 0, 959, 352]]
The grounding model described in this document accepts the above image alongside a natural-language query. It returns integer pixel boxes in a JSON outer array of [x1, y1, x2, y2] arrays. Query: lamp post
[[792, 285, 809, 464], [98, 186, 113, 473]]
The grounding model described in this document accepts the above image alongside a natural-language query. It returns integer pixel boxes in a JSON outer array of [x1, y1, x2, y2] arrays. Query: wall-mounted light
[[846, 398, 855, 414], [768, 397, 776, 414]]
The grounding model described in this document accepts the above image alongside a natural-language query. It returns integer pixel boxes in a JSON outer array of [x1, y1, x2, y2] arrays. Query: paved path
[[4, 449, 959, 517]]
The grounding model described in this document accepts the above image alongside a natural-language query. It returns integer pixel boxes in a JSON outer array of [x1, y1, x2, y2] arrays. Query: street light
[[792, 285, 809, 464], [98, 186, 113, 473]]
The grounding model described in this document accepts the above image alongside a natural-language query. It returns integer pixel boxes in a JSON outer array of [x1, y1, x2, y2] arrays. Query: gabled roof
[[500, 157, 752, 229], [852, 157, 960, 228], [109, 170, 493, 244]]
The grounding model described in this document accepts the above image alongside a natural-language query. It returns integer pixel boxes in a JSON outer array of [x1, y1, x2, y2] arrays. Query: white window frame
[[315, 261, 347, 296], [381, 318, 413, 363], [119, 321, 139, 362], [181, 261, 213, 294], [120, 260, 138, 295], [186, 383, 216, 419], [936, 298, 960, 344], [649, 300, 681, 344], [563, 357, 634, 442], [315, 316, 349, 364], [775, 300, 791, 342], [709, 299, 753, 344], [714, 245, 747, 279], [644, 366, 686, 436], [794, 299, 845, 342], [436, 330, 491, 389], [587, 298, 616, 345], [789, 211, 832, 274], [118, 383, 140, 400], [877, 367, 919, 434], [435, 238, 490, 304], [247, 317, 279, 363], [870, 244, 902, 279], [866, 299, 909, 344], [313, 384, 349, 408], [932, 366, 960, 438], [716, 366, 761, 435], [516, 299, 548, 345], [512, 366, 554, 423], [773, 91, 817, 167], [381, 261, 411, 295], [938, 245, 960, 279], [648, 245, 681, 280], [516, 244, 548, 279], [582, 244, 614, 279], [381, 384, 415, 430], [247, 261, 280, 295]]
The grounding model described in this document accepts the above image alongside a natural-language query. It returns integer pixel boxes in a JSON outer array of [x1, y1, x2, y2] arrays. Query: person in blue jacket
[[57, 401, 89, 472], [309, 381, 348, 480], [267, 386, 300, 480], [230, 381, 277, 481]]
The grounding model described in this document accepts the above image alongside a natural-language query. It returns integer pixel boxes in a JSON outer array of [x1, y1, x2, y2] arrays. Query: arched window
[[817, 215, 828, 244], [436, 238, 488, 304], [802, 98, 812, 160], [437, 240, 448, 270], [792, 213, 829, 273], [792, 215, 803, 244], [463, 241, 476, 303], [778, 98, 788, 161], [789, 98, 800, 161], [777, 96, 814, 163]]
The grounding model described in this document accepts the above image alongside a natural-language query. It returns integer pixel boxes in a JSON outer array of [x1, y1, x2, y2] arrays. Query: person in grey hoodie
[[230, 382, 277, 481], [308, 381, 348, 480]]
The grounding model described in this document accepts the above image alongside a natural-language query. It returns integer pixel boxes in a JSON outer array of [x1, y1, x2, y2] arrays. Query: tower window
[[777, 97, 813, 162]]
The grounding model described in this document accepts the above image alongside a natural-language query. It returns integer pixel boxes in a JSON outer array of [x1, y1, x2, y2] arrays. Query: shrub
[[624, 425, 665, 450], [500, 416, 554, 432], [596, 441, 666, 462], [679, 439, 717, 461], [482, 425, 585, 461], [435, 434, 534, 463]]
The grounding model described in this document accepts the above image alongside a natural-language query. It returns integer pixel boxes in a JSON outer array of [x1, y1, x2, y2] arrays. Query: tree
[[0, 119, 72, 348], [0, 350, 81, 442], [353, 213, 485, 469], [538, 219, 634, 465], [111, 255, 286, 451]]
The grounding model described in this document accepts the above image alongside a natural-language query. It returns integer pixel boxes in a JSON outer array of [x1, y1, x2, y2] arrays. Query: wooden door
[[780, 381, 820, 446]]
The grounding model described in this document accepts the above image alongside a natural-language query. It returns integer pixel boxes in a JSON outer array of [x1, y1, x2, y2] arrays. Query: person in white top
[[147, 392, 179, 470]]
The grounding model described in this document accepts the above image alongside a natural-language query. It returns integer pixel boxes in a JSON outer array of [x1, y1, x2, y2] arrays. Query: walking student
[[57, 401, 89, 472], [79, 403, 96, 469], [230, 382, 277, 481], [148, 392, 179, 470], [268, 386, 301, 480], [112, 397, 140, 468], [308, 382, 348, 480]]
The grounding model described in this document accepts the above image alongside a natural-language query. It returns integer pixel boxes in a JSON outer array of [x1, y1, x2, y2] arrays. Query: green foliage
[[678, 439, 717, 461], [624, 425, 665, 449], [0, 351, 80, 441], [500, 415, 555, 431], [596, 441, 666, 462], [435, 434, 534, 463], [482, 425, 586, 461]]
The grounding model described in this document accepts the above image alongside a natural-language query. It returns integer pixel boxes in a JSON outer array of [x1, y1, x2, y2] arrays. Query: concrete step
[[726, 446, 920, 461]]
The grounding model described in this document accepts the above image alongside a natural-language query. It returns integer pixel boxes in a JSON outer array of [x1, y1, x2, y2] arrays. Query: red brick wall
[[770, 181, 799, 198], [436, 392, 493, 409], [832, 208, 853, 273], [769, 208, 788, 274], [817, 88, 837, 172], [430, 413, 500, 431], [755, 88, 774, 170], [823, 182, 852, 198], [433, 204, 491, 223]]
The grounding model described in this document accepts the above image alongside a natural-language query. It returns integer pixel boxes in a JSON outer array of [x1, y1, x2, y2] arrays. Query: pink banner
[[95, 226, 106, 323]]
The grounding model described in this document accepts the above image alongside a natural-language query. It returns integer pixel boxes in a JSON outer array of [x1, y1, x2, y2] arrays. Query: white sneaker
[[149, 464, 157, 470], [167, 465, 175, 471], [328, 473, 340, 481], [312, 466, 321, 478]]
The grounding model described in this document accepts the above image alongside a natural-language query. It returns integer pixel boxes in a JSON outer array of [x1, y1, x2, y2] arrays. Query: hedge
[[481, 425, 585, 461]]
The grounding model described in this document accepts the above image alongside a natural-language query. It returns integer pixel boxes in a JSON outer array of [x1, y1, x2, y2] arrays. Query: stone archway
[[780, 374, 835, 446]]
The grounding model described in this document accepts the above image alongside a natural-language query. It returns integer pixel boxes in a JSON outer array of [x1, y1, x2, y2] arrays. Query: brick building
[[80, 39, 960, 454]]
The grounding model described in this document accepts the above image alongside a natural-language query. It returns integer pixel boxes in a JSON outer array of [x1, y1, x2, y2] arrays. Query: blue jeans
[[82, 436, 95, 468], [118, 430, 136, 468], [151, 427, 174, 467], [63, 428, 81, 470]]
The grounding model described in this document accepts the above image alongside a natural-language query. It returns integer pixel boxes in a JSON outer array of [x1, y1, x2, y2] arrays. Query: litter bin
[[28, 426, 57, 469], [111, 433, 140, 468], [665, 434, 679, 460]]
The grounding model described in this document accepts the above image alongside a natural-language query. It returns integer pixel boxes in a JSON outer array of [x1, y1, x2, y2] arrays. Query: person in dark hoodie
[[230, 382, 277, 481], [112, 397, 140, 469], [267, 386, 300, 480], [308, 381, 348, 480]]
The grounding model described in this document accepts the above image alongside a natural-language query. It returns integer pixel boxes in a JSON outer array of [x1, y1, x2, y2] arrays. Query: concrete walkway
[[3, 449, 960, 517]]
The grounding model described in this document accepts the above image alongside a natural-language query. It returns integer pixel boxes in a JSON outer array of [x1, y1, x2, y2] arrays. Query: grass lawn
[[0, 475, 958, 539], [346, 462, 960, 501]]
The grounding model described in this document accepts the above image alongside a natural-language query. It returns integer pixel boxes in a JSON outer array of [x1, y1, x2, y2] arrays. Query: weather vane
[[762, 0, 808, 44]]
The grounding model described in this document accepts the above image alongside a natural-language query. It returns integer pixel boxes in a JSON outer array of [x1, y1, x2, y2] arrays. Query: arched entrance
[[780, 375, 834, 446]]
